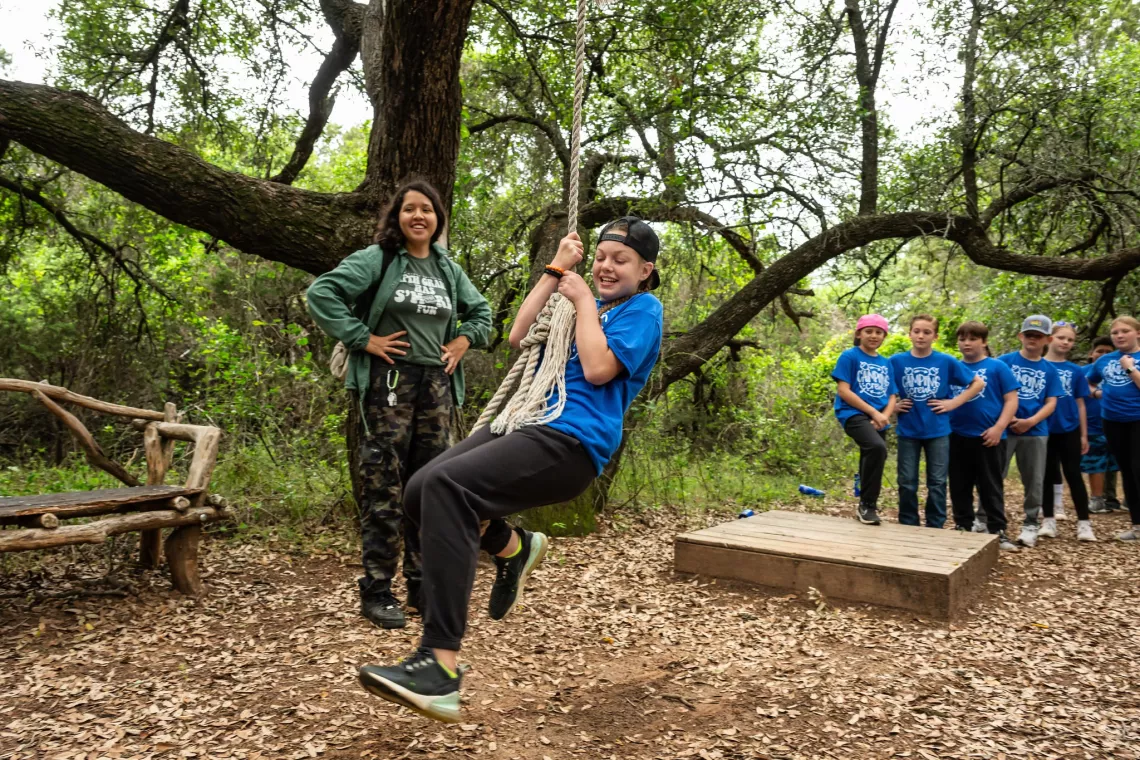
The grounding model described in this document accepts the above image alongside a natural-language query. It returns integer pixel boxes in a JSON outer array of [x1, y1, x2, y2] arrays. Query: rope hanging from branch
[[471, 0, 596, 436]]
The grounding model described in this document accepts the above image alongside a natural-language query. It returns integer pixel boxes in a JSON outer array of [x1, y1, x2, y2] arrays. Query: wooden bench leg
[[139, 529, 163, 568], [165, 524, 204, 596]]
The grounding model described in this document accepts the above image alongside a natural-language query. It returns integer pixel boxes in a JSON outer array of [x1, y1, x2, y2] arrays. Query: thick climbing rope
[[472, 0, 598, 436]]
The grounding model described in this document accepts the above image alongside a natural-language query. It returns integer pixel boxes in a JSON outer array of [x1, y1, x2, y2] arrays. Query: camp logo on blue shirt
[[950, 358, 1020, 439], [1046, 359, 1089, 435], [831, 347, 897, 427], [950, 368, 987, 401], [1101, 358, 1132, 387], [1087, 351, 1140, 423], [547, 294, 663, 475], [997, 352, 1062, 436], [889, 350, 976, 440], [856, 361, 892, 398], [901, 366, 942, 400], [1011, 365, 1048, 401]]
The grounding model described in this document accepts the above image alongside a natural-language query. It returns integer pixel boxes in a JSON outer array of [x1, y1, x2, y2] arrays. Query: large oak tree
[[2, 0, 1139, 393]]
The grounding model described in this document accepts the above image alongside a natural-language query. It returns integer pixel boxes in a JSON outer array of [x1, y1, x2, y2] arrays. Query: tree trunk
[[360, 0, 476, 209], [845, 0, 879, 216], [960, 0, 982, 220], [527, 209, 571, 286]]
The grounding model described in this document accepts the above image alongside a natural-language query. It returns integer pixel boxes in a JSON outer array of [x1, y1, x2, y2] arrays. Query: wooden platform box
[[675, 510, 998, 620]]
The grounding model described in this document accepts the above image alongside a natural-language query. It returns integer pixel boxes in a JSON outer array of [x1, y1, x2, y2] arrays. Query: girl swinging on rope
[[358, 217, 664, 722]]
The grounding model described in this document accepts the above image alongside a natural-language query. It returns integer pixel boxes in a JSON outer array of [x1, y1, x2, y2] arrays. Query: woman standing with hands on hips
[[307, 180, 492, 629]]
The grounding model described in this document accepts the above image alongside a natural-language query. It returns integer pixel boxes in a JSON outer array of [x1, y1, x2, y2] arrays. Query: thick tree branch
[[581, 196, 764, 274], [659, 212, 1140, 388], [0, 79, 371, 274], [320, 0, 366, 42], [467, 112, 571, 168], [581, 153, 638, 202], [271, 33, 360, 185], [1087, 275, 1123, 338]]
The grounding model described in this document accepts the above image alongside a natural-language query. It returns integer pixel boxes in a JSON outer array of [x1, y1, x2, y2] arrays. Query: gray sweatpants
[[1003, 435, 1048, 527]]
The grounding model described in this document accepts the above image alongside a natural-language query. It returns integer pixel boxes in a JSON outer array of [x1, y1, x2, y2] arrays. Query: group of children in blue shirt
[[832, 312, 1140, 549]]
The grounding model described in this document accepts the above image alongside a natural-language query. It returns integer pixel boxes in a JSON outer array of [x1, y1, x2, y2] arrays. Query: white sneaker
[[1054, 486, 1067, 519], [1054, 505, 1069, 521], [1116, 526, 1140, 542], [972, 518, 989, 533], [1076, 520, 1096, 542], [1018, 524, 1038, 548], [1038, 518, 1058, 538]]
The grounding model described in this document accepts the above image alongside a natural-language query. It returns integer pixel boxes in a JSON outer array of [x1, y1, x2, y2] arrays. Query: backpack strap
[[352, 247, 396, 323]]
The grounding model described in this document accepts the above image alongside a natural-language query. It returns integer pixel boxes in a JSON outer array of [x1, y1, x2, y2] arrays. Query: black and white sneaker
[[857, 505, 881, 525], [361, 590, 406, 630], [997, 531, 1019, 551], [488, 529, 548, 621], [359, 648, 462, 723]]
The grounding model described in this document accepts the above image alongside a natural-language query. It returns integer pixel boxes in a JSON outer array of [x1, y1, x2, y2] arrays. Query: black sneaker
[[488, 529, 548, 621], [857, 505, 881, 525], [359, 648, 462, 723], [361, 590, 406, 630]]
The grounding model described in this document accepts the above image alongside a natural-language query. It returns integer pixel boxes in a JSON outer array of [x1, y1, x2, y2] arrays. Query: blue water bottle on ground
[[738, 508, 756, 519], [854, 474, 861, 498], [798, 485, 825, 497]]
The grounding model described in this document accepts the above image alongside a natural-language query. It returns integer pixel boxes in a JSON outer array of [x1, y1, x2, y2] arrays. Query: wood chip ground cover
[[2, 501, 1138, 759]]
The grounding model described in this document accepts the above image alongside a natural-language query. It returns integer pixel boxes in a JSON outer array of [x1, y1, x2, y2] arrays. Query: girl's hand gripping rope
[[553, 233, 584, 271], [557, 271, 594, 307]]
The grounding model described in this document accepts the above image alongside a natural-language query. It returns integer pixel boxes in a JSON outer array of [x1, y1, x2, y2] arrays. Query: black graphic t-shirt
[[375, 254, 453, 366]]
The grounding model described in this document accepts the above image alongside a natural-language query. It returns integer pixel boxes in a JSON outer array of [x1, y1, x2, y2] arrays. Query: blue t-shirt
[[547, 294, 663, 474], [1046, 359, 1090, 434], [949, 357, 1020, 439], [997, 352, 1063, 436], [1086, 350, 1140, 423], [889, 350, 976, 440], [1083, 364, 1104, 436], [831, 347, 897, 426]]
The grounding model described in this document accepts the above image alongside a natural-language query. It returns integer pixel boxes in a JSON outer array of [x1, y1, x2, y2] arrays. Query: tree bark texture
[[0, 2, 474, 274], [361, 0, 476, 208], [0, 81, 370, 274], [961, 0, 982, 220], [845, 0, 879, 216]]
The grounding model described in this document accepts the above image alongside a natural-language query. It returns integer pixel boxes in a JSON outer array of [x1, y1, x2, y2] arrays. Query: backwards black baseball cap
[[598, 216, 661, 291]]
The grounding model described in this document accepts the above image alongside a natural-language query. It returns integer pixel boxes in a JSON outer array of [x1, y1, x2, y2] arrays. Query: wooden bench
[[675, 510, 998, 620], [0, 379, 228, 595]]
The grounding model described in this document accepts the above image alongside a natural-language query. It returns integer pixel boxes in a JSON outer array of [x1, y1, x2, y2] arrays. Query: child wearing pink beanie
[[832, 314, 897, 525]]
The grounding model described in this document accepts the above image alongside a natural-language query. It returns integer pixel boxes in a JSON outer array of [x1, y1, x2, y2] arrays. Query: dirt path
[[2, 503, 1139, 759]]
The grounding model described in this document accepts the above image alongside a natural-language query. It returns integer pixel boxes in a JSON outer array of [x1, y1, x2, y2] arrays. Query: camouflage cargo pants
[[358, 361, 452, 599]]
